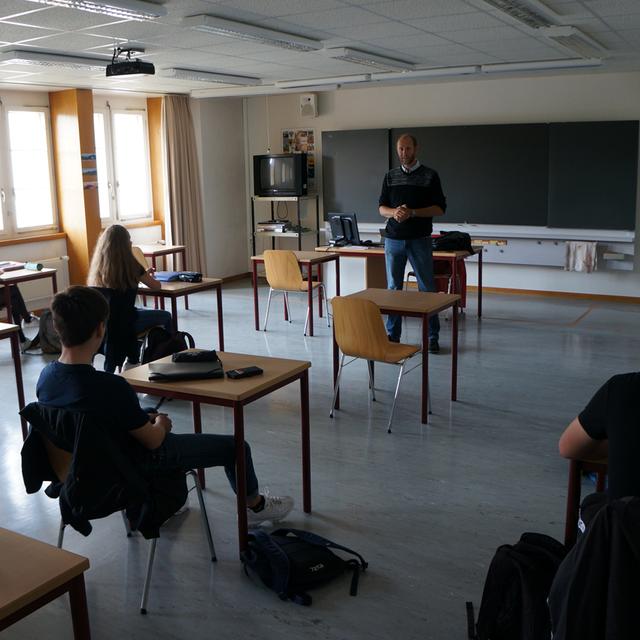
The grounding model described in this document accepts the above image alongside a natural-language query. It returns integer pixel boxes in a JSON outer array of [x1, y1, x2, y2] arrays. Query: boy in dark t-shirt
[[559, 373, 640, 500], [37, 285, 294, 525]]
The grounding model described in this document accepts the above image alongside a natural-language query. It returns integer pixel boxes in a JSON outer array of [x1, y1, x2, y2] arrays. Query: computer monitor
[[328, 213, 361, 246]]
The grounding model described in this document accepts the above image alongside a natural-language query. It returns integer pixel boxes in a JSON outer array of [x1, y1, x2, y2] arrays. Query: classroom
[[1, 1, 639, 638]]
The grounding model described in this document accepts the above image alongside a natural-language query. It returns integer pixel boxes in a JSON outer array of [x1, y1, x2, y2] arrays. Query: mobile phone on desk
[[226, 366, 263, 379]]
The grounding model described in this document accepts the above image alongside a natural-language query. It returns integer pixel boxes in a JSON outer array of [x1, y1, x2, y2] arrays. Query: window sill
[[0, 231, 67, 248], [103, 219, 162, 230]]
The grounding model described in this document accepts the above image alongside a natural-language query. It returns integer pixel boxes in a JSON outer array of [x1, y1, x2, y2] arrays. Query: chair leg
[[121, 510, 133, 537], [263, 288, 273, 331], [388, 362, 407, 434], [367, 360, 376, 402], [140, 538, 157, 615], [319, 284, 330, 327], [187, 469, 217, 562], [284, 292, 292, 323], [303, 305, 310, 336], [57, 519, 66, 548], [330, 354, 346, 418]]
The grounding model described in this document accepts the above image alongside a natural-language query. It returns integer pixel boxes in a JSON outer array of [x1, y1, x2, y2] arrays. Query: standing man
[[379, 134, 447, 352]]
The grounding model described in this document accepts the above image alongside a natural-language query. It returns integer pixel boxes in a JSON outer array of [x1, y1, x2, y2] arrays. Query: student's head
[[396, 134, 418, 167], [51, 286, 109, 348], [87, 224, 140, 291]]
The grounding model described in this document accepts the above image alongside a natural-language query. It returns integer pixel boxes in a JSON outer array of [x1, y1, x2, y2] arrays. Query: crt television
[[253, 153, 308, 197]]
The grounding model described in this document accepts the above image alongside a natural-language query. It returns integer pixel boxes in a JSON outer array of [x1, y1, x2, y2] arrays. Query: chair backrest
[[331, 296, 389, 361], [263, 250, 304, 291], [132, 245, 150, 270]]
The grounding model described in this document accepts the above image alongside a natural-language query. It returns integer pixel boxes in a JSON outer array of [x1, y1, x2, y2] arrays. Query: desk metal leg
[[193, 402, 205, 489], [52, 272, 58, 294], [3, 284, 12, 324], [152, 258, 159, 310], [306, 271, 314, 336], [451, 301, 458, 401], [317, 264, 323, 318], [300, 370, 311, 514], [69, 574, 92, 640], [421, 315, 429, 424], [477, 250, 483, 318], [170, 297, 178, 332], [332, 325, 340, 410], [216, 285, 224, 352], [252, 260, 260, 331], [11, 331, 27, 439], [181, 249, 189, 310], [335, 256, 341, 296], [233, 403, 249, 555]]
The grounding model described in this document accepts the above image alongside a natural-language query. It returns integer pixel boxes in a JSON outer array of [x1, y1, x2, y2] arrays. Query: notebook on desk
[[148, 360, 224, 382]]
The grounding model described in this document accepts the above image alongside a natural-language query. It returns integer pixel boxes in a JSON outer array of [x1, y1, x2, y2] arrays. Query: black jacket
[[21, 402, 187, 539]]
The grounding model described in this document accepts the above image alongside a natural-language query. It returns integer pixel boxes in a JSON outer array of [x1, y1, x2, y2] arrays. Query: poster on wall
[[282, 128, 315, 191]]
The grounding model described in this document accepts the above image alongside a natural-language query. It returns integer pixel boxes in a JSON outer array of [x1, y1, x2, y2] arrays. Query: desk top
[[346, 288, 460, 315], [252, 250, 338, 264], [315, 245, 480, 259], [122, 351, 310, 402], [0, 322, 19, 338], [135, 243, 186, 256], [138, 277, 222, 296], [0, 268, 56, 283], [0, 527, 89, 620]]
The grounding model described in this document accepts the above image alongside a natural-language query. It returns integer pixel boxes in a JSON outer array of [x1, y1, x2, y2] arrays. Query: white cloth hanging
[[565, 241, 598, 273]]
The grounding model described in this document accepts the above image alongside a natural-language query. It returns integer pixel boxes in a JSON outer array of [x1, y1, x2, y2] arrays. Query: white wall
[[245, 70, 640, 297], [191, 97, 247, 278]]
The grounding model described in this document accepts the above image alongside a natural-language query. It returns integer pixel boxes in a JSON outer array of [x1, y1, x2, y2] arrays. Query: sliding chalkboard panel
[[548, 121, 638, 230], [391, 125, 549, 226], [322, 129, 389, 223]]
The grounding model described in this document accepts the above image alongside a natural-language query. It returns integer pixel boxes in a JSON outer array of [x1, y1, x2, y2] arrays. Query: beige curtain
[[162, 95, 206, 273]]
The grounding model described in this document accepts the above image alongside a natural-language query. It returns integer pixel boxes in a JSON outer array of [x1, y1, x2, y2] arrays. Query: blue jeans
[[142, 433, 259, 499], [134, 308, 172, 334], [384, 237, 440, 341]]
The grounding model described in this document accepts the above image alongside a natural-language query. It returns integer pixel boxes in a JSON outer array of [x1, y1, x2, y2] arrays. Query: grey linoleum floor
[[2, 280, 638, 639]]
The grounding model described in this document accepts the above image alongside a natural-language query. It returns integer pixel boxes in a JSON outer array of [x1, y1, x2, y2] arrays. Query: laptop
[[148, 360, 224, 381]]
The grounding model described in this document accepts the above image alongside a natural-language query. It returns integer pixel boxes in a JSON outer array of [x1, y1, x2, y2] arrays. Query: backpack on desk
[[141, 327, 195, 364], [242, 528, 368, 606]]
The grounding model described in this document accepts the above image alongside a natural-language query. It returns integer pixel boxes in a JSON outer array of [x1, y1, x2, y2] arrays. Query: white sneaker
[[247, 494, 294, 526]]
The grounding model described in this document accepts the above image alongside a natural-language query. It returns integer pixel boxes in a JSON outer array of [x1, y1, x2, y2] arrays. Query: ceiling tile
[[584, 1, 640, 17], [7, 6, 124, 30], [277, 7, 387, 29], [0, 21, 59, 43], [25, 31, 114, 51], [329, 20, 425, 40], [410, 11, 508, 32], [366, 0, 476, 20], [445, 25, 527, 44], [218, 0, 345, 17]]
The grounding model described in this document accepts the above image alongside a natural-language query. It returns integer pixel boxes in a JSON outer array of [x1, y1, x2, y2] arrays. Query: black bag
[[433, 231, 474, 253], [242, 528, 368, 606], [140, 327, 195, 364], [172, 349, 219, 363], [467, 532, 567, 640], [23, 309, 61, 354]]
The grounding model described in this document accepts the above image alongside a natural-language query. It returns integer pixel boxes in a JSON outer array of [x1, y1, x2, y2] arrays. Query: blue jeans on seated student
[[141, 432, 260, 499], [134, 308, 172, 334], [384, 236, 440, 342]]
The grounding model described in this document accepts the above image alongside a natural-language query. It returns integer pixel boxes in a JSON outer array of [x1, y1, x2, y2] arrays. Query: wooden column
[[147, 97, 166, 239], [49, 89, 101, 285]]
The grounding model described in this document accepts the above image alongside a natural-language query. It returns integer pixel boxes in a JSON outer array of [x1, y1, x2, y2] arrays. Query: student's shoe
[[428, 338, 440, 354], [247, 493, 294, 526]]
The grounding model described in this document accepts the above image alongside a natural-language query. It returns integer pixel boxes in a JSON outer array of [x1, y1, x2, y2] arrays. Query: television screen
[[253, 153, 307, 196], [260, 156, 296, 192]]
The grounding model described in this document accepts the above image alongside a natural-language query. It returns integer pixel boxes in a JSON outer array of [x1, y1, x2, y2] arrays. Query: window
[[0, 107, 57, 235], [93, 107, 153, 223]]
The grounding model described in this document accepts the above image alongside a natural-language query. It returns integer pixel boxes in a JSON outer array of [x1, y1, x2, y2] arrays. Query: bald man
[[379, 134, 447, 352]]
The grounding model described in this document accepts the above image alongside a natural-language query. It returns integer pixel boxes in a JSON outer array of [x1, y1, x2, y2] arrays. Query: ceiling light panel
[[481, 58, 602, 73], [23, 0, 167, 20], [480, 0, 553, 29], [323, 48, 414, 71], [161, 68, 260, 85], [0, 49, 107, 71], [277, 74, 370, 88], [182, 15, 322, 52], [541, 26, 605, 58]]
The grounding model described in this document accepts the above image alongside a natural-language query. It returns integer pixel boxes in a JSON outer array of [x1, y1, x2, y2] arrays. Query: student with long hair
[[88, 224, 172, 335]]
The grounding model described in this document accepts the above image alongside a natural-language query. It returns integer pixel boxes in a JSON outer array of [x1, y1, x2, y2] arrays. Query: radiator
[[19, 255, 70, 311]]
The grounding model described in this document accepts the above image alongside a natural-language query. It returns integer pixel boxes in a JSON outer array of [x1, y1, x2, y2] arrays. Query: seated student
[[559, 373, 640, 500], [87, 224, 172, 336], [36, 285, 294, 525]]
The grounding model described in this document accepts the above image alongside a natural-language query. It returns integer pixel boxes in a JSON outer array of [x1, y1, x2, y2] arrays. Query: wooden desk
[[0, 268, 58, 324], [122, 352, 311, 555], [135, 244, 188, 311], [138, 278, 224, 351], [0, 528, 91, 639], [251, 251, 340, 336], [316, 245, 483, 317], [0, 323, 27, 439], [335, 290, 460, 424]]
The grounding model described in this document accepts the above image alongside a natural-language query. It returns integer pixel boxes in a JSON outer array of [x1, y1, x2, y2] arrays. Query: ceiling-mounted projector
[[106, 46, 154, 77]]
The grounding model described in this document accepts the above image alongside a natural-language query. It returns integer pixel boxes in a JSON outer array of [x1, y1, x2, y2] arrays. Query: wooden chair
[[0, 527, 91, 639], [330, 296, 421, 433], [564, 458, 608, 548], [262, 250, 329, 336]]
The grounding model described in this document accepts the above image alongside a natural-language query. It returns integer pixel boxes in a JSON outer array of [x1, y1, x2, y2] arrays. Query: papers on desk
[[0, 261, 25, 272], [343, 245, 369, 251]]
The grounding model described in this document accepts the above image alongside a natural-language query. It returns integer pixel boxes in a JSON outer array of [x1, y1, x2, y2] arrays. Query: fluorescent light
[[323, 47, 414, 71], [478, 0, 554, 28], [0, 49, 107, 71], [23, 0, 166, 20], [481, 58, 602, 73], [540, 26, 605, 58], [183, 15, 321, 52], [161, 68, 260, 85], [371, 65, 479, 81], [277, 74, 370, 89]]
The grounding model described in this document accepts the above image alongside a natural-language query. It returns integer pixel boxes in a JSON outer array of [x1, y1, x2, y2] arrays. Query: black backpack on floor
[[242, 528, 368, 605], [141, 327, 195, 364], [467, 532, 567, 640], [433, 231, 474, 253]]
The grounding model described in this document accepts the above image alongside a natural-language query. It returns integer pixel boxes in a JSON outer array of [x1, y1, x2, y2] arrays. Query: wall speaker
[[299, 93, 317, 118]]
